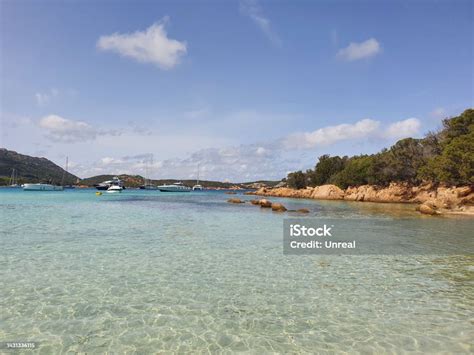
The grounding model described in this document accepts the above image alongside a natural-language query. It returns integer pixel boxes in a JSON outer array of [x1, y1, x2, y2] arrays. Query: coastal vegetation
[[287, 109, 474, 189]]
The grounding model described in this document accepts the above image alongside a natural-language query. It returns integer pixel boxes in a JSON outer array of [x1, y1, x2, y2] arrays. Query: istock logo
[[290, 224, 332, 237]]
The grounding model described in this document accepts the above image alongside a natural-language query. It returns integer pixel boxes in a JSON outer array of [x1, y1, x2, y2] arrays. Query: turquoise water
[[0, 188, 473, 353]]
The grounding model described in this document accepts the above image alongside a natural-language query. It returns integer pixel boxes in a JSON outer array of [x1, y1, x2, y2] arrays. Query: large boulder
[[271, 203, 287, 212], [259, 199, 272, 208], [311, 184, 345, 200], [456, 186, 472, 198], [227, 198, 244, 204], [417, 203, 438, 215]]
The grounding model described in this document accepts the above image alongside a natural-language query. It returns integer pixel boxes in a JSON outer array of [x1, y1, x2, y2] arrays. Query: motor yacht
[[157, 182, 191, 192]]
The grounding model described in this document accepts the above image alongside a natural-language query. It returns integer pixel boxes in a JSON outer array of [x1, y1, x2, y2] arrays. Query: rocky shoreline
[[248, 183, 474, 216]]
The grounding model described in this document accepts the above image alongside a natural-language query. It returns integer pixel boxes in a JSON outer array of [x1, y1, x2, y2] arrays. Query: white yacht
[[94, 176, 124, 190], [157, 182, 191, 192], [23, 183, 63, 191], [107, 185, 123, 193]]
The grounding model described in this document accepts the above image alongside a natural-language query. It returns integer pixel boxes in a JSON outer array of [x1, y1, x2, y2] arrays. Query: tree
[[287, 171, 307, 189], [330, 155, 374, 189], [308, 155, 347, 186]]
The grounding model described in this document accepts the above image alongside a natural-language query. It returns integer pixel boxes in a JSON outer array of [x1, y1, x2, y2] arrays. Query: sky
[[1, 0, 473, 182]]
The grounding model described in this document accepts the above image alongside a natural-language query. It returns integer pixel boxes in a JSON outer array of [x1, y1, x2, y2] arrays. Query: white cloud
[[97, 18, 187, 69], [337, 38, 381, 61], [283, 119, 380, 149], [383, 118, 421, 139], [240, 0, 281, 46], [35, 88, 59, 106], [39, 115, 99, 143]]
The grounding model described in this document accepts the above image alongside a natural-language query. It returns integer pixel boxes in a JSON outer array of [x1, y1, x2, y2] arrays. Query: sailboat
[[23, 157, 67, 191], [192, 164, 203, 191], [139, 156, 158, 190], [8, 168, 21, 188], [63, 157, 75, 189]]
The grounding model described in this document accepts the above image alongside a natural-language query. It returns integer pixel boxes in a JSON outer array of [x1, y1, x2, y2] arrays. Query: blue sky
[[1, 0, 472, 181]]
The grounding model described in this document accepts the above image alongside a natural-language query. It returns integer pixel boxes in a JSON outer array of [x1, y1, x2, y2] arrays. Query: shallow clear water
[[0, 188, 473, 353]]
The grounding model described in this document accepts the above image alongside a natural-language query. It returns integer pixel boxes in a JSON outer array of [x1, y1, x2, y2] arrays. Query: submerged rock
[[227, 198, 244, 204], [250, 199, 260, 205], [296, 208, 310, 213], [259, 199, 272, 208], [225, 191, 237, 194], [271, 203, 287, 212]]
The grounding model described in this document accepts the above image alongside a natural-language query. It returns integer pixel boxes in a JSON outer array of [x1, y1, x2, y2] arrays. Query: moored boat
[[107, 185, 123, 193], [8, 168, 20, 188], [139, 156, 158, 190], [23, 183, 64, 191], [157, 182, 191, 192], [94, 177, 125, 190], [192, 164, 203, 191], [139, 184, 158, 190]]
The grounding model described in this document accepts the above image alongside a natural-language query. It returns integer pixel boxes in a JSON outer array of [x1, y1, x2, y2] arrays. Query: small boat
[[23, 183, 64, 191], [157, 182, 191, 192], [94, 177, 125, 190], [107, 185, 123, 193]]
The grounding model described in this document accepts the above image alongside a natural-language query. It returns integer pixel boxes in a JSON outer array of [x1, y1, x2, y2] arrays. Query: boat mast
[[9, 168, 16, 185], [61, 156, 68, 186], [197, 163, 200, 185], [149, 155, 153, 186]]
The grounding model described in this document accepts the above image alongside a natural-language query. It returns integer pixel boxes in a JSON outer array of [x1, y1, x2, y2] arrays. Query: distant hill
[[0, 148, 78, 185]]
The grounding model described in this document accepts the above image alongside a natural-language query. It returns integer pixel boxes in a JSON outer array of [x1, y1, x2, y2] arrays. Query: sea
[[1, 188, 473, 353]]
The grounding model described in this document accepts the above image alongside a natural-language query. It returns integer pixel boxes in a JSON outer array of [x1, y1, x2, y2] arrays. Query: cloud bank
[[39, 115, 98, 143], [69, 116, 422, 181], [283, 119, 380, 149], [97, 18, 187, 69], [38, 114, 120, 143]]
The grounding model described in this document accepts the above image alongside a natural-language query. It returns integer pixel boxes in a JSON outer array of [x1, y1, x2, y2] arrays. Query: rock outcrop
[[227, 198, 244, 204], [311, 185, 345, 200], [251, 184, 473, 216]]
